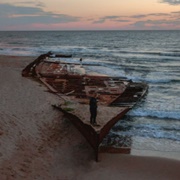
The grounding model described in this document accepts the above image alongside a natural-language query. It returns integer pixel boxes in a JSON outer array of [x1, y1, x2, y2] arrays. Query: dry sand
[[0, 55, 180, 180]]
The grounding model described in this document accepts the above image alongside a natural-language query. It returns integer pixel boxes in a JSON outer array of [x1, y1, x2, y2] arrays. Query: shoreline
[[132, 149, 180, 161], [1, 54, 180, 179]]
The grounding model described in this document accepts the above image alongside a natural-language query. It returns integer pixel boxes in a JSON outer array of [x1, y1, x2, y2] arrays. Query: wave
[[1, 43, 180, 58], [12, 47, 26, 51], [129, 109, 180, 120], [9, 42, 24, 45], [108, 72, 177, 84], [139, 77, 180, 84], [129, 76, 173, 84], [118, 50, 180, 57], [110, 129, 180, 142], [109, 121, 180, 141], [82, 63, 179, 84], [114, 122, 180, 132]]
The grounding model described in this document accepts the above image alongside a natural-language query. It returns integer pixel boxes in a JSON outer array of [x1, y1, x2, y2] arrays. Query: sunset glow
[[0, 0, 180, 30]]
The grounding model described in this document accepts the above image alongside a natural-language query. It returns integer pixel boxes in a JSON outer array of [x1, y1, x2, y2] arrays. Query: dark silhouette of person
[[89, 94, 98, 125], [80, 58, 83, 67]]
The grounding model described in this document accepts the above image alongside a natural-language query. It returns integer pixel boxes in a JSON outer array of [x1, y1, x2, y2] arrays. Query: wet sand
[[0, 55, 180, 180]]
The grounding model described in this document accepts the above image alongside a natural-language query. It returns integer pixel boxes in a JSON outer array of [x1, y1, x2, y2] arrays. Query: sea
[[0, 30, 180, 158]]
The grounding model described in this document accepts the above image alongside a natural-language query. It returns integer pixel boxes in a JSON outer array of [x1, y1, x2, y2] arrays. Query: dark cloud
[[0, 3, 44, 16], [7, 1, 45, 7], [171, 11, 180, 17], [104, 16, 121, 19], [129, 11, 180, 29], [1, 2, 179, 30], [93, 16, 128, 24], [160, 0, 180, 5], [132, 19, 180, 29], [93, 19, 106, 24], [131, 15, 148, 18], [0, 3, 80, 28], [148, 13, 170, 16], [92, 11, 180, 30], [0, 14, 79, 26], [115, 19, 130, 22], [131, 13, 170, 19], [93, 12, 172, 24]]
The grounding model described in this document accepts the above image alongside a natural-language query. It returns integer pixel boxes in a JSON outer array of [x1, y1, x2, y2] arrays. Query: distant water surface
[[0, 30, 179, 154]]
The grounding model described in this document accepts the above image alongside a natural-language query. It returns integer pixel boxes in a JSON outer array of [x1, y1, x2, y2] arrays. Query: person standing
[[89, 93, 98, 125], [80, 58, 83, 67]]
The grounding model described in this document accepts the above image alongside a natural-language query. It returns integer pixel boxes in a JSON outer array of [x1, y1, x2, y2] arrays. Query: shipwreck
[[22, 52, 148, 161]]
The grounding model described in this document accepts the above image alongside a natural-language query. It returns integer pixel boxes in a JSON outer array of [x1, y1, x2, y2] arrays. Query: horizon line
[[0, 29, 180, 32]]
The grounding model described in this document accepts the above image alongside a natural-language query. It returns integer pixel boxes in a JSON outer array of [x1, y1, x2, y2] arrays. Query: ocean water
[[0, 31, 180, 155]]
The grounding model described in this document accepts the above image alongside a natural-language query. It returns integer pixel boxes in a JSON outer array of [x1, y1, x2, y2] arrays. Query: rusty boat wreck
[[22, 52, 148, 161]]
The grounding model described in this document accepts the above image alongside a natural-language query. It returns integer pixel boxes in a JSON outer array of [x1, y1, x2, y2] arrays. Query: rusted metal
[[52, 104, 130, 161], [99, 108, 130, 143], [22, 53, 148, 161]]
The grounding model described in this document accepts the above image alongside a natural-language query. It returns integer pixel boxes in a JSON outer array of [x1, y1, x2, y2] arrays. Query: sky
[[0, 0, 180, 30]]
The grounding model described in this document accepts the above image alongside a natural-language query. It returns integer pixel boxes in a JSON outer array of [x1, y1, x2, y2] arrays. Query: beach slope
[[0, 55, 180, 180]]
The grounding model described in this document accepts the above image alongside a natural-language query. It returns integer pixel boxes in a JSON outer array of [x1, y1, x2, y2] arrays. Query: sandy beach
[[0, 55, 180, 180]]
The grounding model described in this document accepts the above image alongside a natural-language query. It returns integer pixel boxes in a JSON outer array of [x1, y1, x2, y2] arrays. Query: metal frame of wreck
[[52, 104, 130, 161], [22, 53, 148, 161]]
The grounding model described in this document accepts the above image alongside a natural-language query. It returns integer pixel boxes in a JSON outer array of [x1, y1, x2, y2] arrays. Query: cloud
[[171, 11, 180, 16], [131, 13, 170, 19], [93, 12, 172, 24], [160, 0, 180, 5], [93, 16, 128, 24], [115, 19, 130, 22], [131, 19, 180, 29], [0, 3, 80, 28], [93, 18, 106, 24], [129, 10, 180, 29], [104, 16, 122, 19], [92, 11, 180, 29], [17, 1, 45, 7], [0, 2, 179, 30], [131, 15, 148, 19], [0, 3, 44, 16]]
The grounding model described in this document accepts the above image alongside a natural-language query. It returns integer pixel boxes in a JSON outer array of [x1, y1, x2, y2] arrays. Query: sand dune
[[0, 55, 180, 180]]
